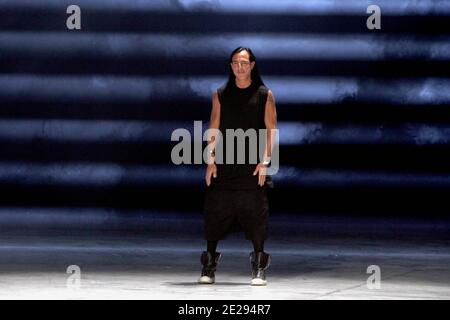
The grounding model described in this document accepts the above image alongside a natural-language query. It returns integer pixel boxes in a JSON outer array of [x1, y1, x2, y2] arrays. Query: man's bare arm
[[254, 90, 278, 186], [206, 92, 220, 164], [205, 92, 220, 185], [263, 90, 278, 161]]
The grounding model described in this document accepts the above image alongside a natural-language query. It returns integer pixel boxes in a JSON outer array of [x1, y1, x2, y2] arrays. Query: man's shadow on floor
[[166, 282, 250, 286]]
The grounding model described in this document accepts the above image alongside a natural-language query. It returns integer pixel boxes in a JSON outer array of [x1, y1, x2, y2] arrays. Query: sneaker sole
[[198, 276, 215, 284], [251, 278, 267, 286]]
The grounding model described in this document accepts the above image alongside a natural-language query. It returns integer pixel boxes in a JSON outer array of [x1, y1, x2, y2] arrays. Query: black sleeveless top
[[212, 80, 269, 189]]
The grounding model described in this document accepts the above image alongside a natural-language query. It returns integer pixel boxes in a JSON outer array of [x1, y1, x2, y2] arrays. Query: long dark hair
[[225, 46, 265, 90]]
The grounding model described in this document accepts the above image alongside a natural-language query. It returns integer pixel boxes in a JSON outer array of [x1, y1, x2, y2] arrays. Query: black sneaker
[[250, 252, 270, 286], [198, 251, 222, 284]]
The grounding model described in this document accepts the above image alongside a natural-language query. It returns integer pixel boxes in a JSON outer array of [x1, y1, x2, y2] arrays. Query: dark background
[[1, 0, 450, 233]]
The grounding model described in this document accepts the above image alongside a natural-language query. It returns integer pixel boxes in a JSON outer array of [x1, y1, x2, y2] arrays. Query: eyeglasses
[[231, 60, 251, 67]]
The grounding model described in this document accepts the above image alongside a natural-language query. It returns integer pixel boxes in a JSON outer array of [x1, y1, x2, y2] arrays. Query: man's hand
[[205, 164, 217, 186], [253, 163, 267, 186]]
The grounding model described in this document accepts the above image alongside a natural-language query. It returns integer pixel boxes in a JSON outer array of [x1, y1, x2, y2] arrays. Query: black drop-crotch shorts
[[203, 186, 270, 241]]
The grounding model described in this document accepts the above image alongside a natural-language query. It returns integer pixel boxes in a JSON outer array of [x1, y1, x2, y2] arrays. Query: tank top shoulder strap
[[216, 83, 227, 105], [258, 85, 269, 110], [256, 85, 269, 127]]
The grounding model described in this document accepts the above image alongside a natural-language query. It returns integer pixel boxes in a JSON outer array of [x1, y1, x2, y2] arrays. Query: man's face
[[230, 50, 255, 81]]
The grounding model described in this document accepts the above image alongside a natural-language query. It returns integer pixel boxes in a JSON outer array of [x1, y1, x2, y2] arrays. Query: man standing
[[200, 47, 277, 286]]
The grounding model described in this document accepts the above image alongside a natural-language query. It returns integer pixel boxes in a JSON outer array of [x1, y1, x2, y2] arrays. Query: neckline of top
[[234, 80, 253, 90]]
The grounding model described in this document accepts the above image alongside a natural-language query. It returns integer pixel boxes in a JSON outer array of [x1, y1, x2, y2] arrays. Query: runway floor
[[0, 214, 449, 300]]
